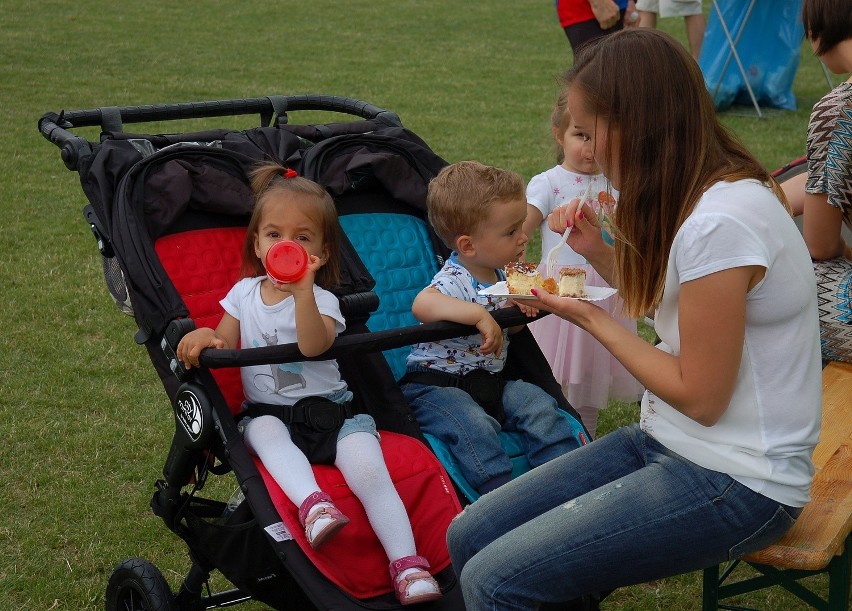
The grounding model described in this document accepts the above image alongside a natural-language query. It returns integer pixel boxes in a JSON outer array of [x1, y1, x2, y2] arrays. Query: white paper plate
[[479, 281, 617, 302]]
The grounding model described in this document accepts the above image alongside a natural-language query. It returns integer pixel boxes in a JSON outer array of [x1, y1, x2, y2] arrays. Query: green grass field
[[0, 1, 839, 609]]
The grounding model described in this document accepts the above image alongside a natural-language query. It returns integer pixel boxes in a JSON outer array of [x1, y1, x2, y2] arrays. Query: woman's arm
[[531, 265, 761, 426], [802, 191, 847, 260], [780, 171, 807, 217]]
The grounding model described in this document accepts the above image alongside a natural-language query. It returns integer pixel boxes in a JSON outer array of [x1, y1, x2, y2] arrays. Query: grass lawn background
[[0, 1, 837, 609]]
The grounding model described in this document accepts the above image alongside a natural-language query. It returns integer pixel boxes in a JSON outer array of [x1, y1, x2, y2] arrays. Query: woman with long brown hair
[[446, 29, 822, 609]]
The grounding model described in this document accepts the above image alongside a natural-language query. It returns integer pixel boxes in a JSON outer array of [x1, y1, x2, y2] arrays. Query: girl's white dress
[[526, 166, 643, 418]]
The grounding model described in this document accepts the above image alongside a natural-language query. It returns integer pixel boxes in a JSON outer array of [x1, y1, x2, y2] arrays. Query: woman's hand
[[547, 199, 607, 264], [512, 299, 540, 318], [527, 288, 605, 331]]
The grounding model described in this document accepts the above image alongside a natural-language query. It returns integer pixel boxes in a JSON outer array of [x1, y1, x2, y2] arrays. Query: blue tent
[[698, 0, 804, 111]]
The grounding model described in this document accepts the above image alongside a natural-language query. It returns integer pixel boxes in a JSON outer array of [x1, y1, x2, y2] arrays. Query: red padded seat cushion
[[155, 227, 246, 412], [257, 431, 460, 598]]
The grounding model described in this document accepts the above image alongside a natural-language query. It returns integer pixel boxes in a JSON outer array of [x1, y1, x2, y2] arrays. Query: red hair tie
[[282, 168, 298, 179]]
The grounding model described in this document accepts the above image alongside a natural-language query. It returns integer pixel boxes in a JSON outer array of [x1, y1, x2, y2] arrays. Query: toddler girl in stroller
[[176, 162, 442, 606]]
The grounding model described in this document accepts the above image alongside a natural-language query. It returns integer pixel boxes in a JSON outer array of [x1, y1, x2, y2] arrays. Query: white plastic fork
[[545, 226, 572, 280], [545, 181, 594, 279]]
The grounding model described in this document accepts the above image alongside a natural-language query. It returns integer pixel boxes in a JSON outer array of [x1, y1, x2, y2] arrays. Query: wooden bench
[[702, 360, 852, 611]]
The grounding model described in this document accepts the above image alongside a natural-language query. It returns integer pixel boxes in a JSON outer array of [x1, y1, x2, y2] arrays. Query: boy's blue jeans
[[401, 378, 576, 492], [446, 424, 802, 611]]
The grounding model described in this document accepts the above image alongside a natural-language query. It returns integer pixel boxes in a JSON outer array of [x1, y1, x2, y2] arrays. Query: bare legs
[[685, 13, 706, 60], [638, 11, 706, 60]]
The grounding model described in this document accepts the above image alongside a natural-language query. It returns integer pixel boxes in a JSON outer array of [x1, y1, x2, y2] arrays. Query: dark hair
[[802, 0, 852, 56], [242, 163, 341, 289], [565, 29, 785, 317]]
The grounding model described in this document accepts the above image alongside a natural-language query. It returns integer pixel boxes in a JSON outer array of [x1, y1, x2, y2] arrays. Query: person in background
[[781, 0, 852, 363], [446, 29, 821, 610], [522, 85, 642, 437], [556, 0, 639, 56], [636, 0, 706, 59]]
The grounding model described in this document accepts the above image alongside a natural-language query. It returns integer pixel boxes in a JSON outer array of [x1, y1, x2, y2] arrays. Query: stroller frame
[[39, 95, 592, 611]]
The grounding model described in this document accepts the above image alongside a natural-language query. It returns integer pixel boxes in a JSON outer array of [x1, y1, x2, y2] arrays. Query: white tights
[[243, 415, 417, 562]]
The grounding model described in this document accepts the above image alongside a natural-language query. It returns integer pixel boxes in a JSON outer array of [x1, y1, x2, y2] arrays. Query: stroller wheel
[[105, 557, 176, 611]]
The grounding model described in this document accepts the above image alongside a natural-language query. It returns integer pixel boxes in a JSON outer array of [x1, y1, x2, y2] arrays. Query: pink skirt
[[528, 264, 643, 411]]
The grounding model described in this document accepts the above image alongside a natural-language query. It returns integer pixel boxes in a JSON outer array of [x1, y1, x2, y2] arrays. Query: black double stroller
[[38, 95, 591, 611]]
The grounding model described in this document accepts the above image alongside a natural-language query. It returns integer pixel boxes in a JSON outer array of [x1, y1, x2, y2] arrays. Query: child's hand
[[475, 312, 504, 357], [176, 327, 227, 368], [512, 300, 540, 318], [270, 253, 323, 295]]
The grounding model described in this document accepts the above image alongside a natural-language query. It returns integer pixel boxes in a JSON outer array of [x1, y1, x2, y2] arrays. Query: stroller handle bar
[[38, 94, 402, 171], [195, 307, 537, 370]]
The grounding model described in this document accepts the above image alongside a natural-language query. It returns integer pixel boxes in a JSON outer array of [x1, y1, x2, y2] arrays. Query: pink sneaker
[[389, 555, 443, 606], [298, 491, 349, 550]]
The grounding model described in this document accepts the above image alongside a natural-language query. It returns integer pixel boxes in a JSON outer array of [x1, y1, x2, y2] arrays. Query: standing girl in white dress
[[522, 86, 643, 437]]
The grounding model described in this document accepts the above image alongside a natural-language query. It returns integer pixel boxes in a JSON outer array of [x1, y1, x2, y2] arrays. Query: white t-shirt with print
[[221, 276, 347, 405]]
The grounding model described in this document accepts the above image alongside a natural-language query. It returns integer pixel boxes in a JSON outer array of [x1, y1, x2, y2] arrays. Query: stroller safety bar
[[37, 94, 402, 171], [162, 307, 537, 380]]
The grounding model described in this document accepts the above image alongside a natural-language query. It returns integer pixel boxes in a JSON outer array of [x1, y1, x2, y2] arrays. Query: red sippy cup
[[265, 240, 309, 284]]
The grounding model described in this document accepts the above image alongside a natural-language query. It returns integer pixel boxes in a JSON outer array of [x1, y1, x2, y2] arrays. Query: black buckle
[[462, 369, 502, 407], [292, 396, 350, 433]]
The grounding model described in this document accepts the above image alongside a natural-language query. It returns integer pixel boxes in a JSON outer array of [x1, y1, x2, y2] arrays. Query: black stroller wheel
[[106, 558, 176, 611]]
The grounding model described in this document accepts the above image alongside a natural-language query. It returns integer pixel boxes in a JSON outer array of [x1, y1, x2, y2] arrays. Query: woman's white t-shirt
[[641, 179, 822, 507]]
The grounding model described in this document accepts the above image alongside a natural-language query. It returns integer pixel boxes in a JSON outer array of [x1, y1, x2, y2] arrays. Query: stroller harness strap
[[246, 396, 354, 433], [246, 397, 356, 465], [401, 368, 506, 423]]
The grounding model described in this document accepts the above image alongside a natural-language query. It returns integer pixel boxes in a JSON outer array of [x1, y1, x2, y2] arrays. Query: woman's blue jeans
[[446, 424, 801, 611]]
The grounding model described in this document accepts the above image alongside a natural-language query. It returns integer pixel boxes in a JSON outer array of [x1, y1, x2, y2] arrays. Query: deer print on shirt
[[252, 329, 308, 394]]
